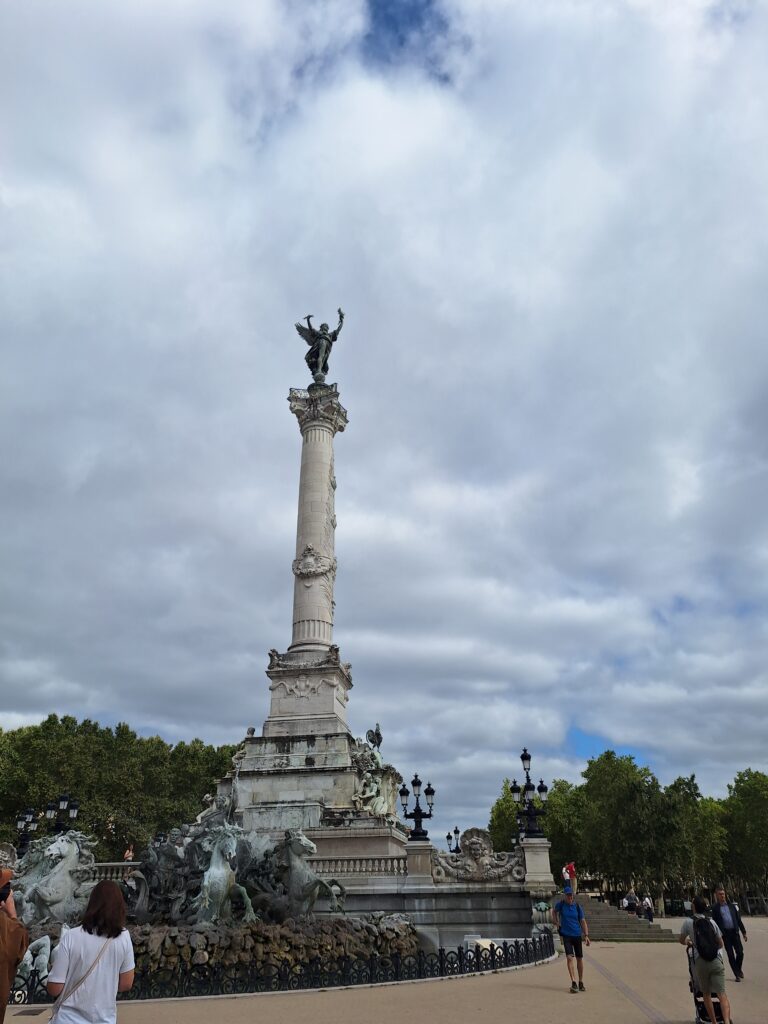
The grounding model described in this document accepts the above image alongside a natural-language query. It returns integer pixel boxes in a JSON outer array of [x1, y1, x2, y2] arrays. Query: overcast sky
[[2, 0, 767, 843]]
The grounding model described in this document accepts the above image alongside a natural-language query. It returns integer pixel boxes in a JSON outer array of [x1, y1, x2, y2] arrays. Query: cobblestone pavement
[[9, 916, 766, 1024]]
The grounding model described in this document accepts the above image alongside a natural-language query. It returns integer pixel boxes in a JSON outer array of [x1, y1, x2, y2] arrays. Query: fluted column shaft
[[288, 386, 348, 651]]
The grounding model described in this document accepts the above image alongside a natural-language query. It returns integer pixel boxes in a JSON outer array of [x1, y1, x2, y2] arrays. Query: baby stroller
[[687, 946, 725, 1023]]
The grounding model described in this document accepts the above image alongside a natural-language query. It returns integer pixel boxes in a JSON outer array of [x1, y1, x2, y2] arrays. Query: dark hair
[[692, 895, 709, 915], [0, 883, 11, 904], [715, 883, 726, 892], [81, 880, 126, 937]]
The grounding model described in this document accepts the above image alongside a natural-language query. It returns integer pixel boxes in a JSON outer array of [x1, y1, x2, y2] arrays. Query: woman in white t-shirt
[[47, 880, 134, 1024]]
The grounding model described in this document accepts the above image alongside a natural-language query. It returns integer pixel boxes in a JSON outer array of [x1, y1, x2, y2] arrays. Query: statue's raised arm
[[294, 307, 345, 385], [332, 307, 344, 340]]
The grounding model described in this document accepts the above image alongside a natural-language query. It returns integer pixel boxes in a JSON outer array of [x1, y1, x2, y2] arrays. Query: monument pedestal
[[215, 379, 406, 859]]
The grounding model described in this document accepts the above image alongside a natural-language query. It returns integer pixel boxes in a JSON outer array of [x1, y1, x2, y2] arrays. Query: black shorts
[[562, 935, 584, 958]]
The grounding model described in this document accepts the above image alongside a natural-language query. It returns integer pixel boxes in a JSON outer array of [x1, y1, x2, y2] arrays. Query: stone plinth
[[520, 837, 556, 897], [404, 841, 436, 891]]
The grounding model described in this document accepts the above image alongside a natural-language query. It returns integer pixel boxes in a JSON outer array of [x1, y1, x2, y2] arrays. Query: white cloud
[[1, 0, 767, 839]]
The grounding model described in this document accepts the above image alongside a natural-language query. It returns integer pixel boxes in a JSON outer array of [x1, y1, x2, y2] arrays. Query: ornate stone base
[[264, 647, 352, 737], [218, 721, 406, 860]]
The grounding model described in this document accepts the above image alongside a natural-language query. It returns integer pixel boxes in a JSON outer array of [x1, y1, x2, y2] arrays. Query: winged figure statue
[[294, 308, 345, 384]]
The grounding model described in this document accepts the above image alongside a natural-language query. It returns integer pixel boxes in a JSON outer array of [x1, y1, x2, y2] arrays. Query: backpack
[[693, 916, 719, 961]]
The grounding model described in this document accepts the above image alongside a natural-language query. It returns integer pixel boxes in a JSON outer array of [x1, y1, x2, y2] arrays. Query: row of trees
[[489, 750, 768, 898], [0, 715, 235, 860]]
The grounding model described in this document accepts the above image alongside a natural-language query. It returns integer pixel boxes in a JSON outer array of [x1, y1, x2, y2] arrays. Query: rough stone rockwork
[[22, 914, 418, 979], [129, 914, 417, 971]]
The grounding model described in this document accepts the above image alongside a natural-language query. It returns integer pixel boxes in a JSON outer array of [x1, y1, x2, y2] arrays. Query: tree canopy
[[488, 750, 766, 896], [0, 714, 234, 859]]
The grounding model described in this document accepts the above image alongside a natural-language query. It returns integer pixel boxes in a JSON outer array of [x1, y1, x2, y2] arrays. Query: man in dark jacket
[[711, 884, 747, 982]]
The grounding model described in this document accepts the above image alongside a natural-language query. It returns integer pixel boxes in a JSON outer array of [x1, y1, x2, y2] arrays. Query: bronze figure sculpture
[[294, 308, 344, 384]]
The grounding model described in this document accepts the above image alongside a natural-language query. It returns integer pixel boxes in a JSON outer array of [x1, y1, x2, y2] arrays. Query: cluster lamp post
[[15, 794, 80, 855], [446, 826, 461, 853], [399, 774, 435, 841], [510, 747, 548, 838]]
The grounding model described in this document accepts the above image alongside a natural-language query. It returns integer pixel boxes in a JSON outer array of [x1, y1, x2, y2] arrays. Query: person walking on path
[[552, 886, 590, 993], [711, 884, 747, 982], [679, 895, 732, 1024], [0, 870, 29, 1024], [46, 879, 134, 1024], [642, 894, 654, 923]]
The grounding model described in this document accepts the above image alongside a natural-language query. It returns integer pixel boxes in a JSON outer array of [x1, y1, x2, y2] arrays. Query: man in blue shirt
[[552, 886, 590, 992]]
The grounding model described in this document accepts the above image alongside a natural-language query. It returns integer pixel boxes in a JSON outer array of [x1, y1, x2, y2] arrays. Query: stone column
[[262, 384, 352, 738], [288, 385, 348, 652]]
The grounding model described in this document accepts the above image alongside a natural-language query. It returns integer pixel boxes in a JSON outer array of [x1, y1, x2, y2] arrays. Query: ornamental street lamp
[[16, 794, 80, 855], [510, 747, 548, 839], [15, 808, 39, 856], [399, 774, 435, 841], [446, 826, 461, 854], [45, 794, 80, 834]]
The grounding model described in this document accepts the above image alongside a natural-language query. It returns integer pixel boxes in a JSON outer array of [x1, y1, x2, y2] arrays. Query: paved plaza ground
[[9, 916, 766, 1024]]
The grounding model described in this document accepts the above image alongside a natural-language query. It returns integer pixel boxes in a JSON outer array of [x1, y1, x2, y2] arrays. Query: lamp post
[[509, 747, 548, 839], [45, 793, 80, 834], [399, 774, 435, 841], [446, 826, 461, 854], [15, 808, 39, 857], [15, 794, 80, 856]]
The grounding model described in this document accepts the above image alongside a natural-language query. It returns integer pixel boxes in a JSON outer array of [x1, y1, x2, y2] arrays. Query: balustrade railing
[[87, 862, 138, 881], [308, 855, 407, 877], [89, 858, 407, 881]]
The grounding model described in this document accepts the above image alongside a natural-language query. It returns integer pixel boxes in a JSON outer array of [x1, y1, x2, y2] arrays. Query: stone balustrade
[[309, 855, 407, 877], [93, 857, 409, 881], [89, 862, 138, 881]]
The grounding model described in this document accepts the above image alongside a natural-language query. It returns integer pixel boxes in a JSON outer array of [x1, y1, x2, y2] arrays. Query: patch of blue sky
[[707, 0, 755, 30], [360, 0, 454, 83], [563, 726, 653, 773]]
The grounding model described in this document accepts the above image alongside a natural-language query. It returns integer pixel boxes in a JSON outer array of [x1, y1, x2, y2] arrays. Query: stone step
[[574, 894, 678, 942]]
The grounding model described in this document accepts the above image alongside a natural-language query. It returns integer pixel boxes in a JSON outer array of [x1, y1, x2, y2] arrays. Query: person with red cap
[[0, 868, 29, 1023]]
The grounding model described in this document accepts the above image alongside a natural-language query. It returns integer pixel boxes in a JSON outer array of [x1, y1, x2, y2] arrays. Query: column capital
[[288, 384, 348, 435]]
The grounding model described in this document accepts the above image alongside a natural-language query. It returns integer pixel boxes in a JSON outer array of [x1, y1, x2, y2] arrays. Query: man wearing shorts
[[679, 895, 732, 1024], [552, 887, 590, 993]]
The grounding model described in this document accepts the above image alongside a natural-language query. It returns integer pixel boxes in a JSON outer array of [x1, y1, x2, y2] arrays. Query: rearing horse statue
[[194, 824, 257, 924], [19, 831, 98, 926], [275, 829, 345, 917]]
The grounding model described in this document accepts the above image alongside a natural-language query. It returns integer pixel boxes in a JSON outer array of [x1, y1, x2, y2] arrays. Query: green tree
[[0, 715, 234, 859], [579, 750, 659, 890], [541, 779, 586, 874], [488, 778, 518, 851], [722, 769, 768, 892]]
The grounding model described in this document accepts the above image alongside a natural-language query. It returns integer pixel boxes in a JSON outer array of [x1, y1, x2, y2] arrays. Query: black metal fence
[[10, 933, 555, 1005]]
